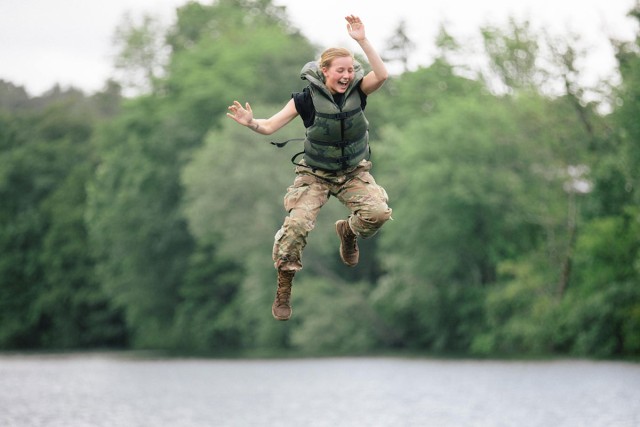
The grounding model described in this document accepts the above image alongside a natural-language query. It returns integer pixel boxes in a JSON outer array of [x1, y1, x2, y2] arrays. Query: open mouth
[[337, 79, 350, 90]]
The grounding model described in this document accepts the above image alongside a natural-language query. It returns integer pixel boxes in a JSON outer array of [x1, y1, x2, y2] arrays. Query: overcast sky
[[0, 0, 637, 96]]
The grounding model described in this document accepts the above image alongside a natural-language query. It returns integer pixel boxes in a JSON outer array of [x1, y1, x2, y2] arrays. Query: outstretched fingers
[[345, 15, 365, 40], [345, 15, 361, 24], [227, 100, 251, 124]]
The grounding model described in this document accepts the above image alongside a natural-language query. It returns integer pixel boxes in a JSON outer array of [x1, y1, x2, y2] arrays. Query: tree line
[[1, 0, 638, 357]]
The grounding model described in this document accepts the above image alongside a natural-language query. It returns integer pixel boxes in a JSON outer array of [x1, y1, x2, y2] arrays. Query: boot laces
[[344, 224, 357, 250], [275, 272, 293, 306]]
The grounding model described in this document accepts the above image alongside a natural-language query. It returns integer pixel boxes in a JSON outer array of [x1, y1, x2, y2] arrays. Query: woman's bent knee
[[353, 205, 392, 238]]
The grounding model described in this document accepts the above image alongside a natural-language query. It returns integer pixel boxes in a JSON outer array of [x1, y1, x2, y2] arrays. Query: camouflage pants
[[272, 160, 392, 271]]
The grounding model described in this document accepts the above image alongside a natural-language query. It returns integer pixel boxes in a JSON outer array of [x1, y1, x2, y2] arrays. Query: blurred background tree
[[0, 0, 638, 357]]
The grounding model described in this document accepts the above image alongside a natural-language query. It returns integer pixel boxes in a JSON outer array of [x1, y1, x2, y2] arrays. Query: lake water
[[1, 354, 638, 427]]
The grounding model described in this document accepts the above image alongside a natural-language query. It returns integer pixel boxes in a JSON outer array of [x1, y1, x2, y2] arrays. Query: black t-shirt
[[292, 83, 368, 128]]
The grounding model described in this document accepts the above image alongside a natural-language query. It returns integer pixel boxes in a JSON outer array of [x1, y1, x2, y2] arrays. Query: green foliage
[[379, 92, 536, 287], [164, 1, 314, 135], [171, 243, 244, 352], [290, 277, 377, 353], [0, 84, 126, 349], [87, 0, 315, 350], [2, 1, 639, 358], [471, 257, 557, 355], [87, 97, 194, 348], [554, 281, 640, 356], [378, 60, 486, 126], [372, 277, 485, 352], [182, 109, 304, 259], [180, 106, 303, 349], [472, 209, 640, 357], [557, 207, 640, 356], [572, 210, 640, 292], [36, 164, 127, 348], [610, 10, 640, 207]]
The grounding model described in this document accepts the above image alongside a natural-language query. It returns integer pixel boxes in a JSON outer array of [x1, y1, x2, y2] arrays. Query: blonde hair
[[319, 48, 353, 69]]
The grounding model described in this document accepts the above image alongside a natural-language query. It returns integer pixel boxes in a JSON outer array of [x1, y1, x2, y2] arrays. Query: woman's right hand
[[226, 101, 253, 126]]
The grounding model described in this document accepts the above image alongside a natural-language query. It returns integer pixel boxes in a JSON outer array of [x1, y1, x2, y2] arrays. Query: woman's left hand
[[345, 15, 365, 41]]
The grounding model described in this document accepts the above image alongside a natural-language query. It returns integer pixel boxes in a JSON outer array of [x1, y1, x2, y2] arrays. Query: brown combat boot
[[335, 219, 359, 267], [272, 270, 295, 321]]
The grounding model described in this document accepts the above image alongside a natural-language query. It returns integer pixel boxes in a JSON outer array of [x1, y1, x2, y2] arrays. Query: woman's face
[[322, 56, 355, 94]]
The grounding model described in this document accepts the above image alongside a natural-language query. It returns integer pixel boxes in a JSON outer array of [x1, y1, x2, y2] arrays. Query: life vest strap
[[315, 107, 362, 120], [303, 143, 369, 166], [306, 136, 363, 148]]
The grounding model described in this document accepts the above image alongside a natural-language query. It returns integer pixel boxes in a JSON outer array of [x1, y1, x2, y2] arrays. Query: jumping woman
[[227, 14, 392, 321]]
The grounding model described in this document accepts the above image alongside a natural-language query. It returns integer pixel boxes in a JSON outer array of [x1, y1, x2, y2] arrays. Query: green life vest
[[298, 61, 370, 172]]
